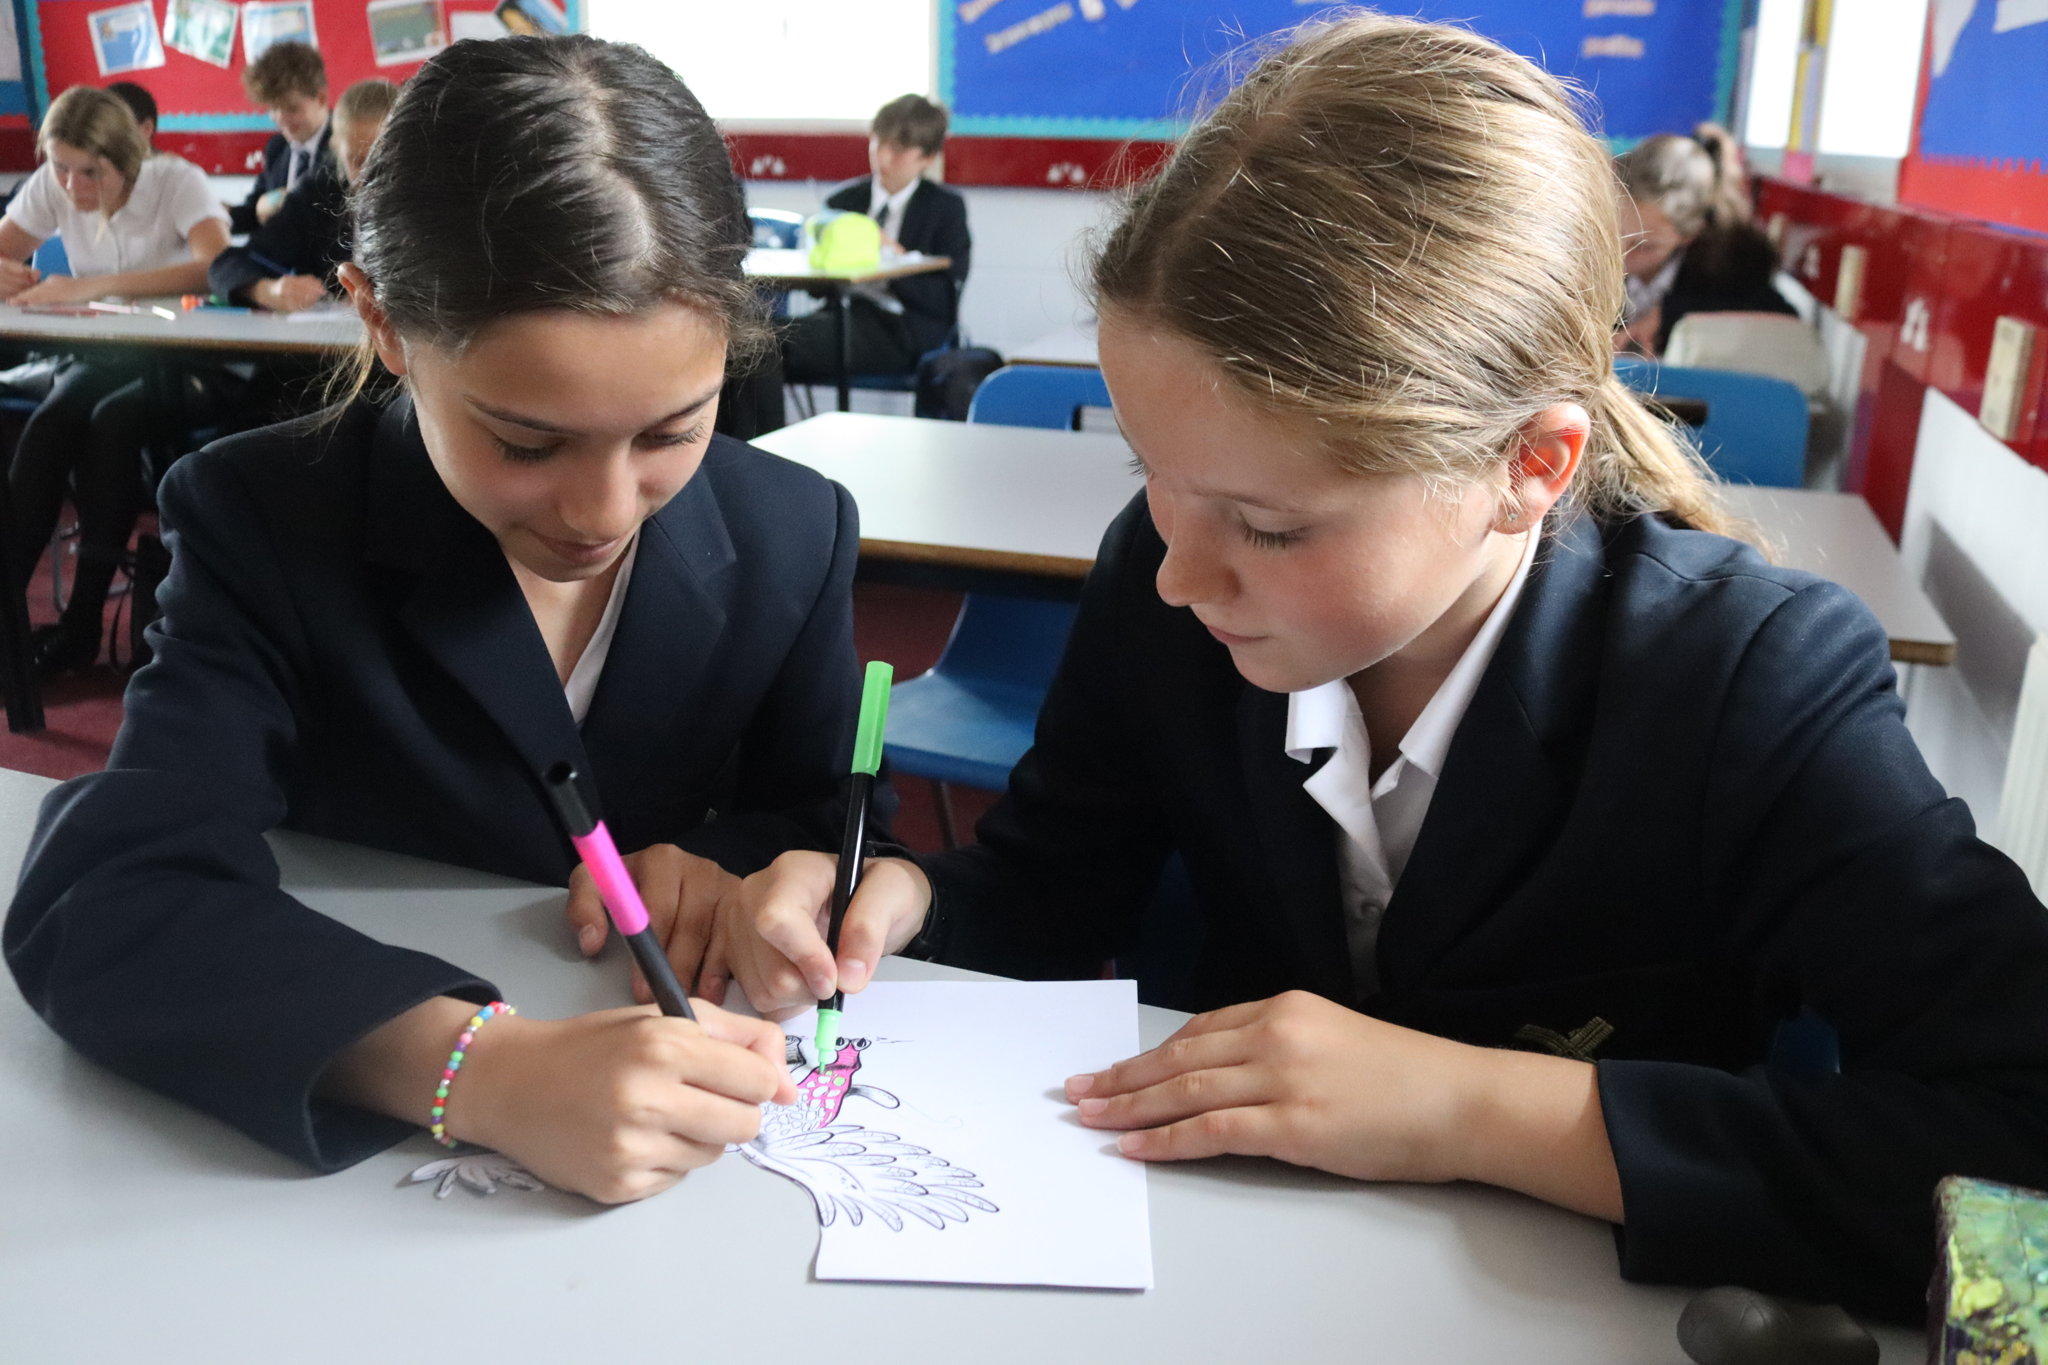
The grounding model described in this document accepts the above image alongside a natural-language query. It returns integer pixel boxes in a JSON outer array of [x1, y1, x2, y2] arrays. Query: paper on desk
[[738, 979, 1152, 1290]]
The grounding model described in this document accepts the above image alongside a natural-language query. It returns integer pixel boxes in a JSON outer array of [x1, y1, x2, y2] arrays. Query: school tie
[[288, 146, 310, 188], [873, 201, 892, 237]]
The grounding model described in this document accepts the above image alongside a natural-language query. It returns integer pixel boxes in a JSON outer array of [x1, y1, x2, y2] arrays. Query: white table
[[1008, 322, 1100, 369], [0, 768, 1920, 1363], [755, 413, 1955, 664], [0, 301, 363, 356], [744, 247, 954, 413]]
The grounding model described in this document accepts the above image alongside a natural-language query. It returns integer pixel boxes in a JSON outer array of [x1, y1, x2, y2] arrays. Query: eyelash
[[1130, 456, 1305, 549], [493, 423, 707, 464]]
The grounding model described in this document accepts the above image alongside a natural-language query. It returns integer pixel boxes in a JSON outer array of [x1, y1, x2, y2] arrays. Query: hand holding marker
[[545, 763, 697, 1021], [816, 661, 894, 1063]]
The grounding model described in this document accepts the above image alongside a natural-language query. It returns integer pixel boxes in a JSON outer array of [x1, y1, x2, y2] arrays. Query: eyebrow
[[1126, 449, 1314, 516], [466, 386, 723, 436]]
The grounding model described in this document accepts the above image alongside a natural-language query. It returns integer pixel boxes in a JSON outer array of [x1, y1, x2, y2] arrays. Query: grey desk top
[[0, 768, 1919, 1363], [0, 301, 363, 355], [743, 247, 953, 287], [756, 413, 1954, 664]]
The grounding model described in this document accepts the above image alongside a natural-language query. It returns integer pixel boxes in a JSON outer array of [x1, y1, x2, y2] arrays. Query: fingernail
[[1065, 1074, 1095, 1098], [1077, 1097, 1107, 1118], [578, 926, 601, 956], [841, 959, 868, 991], [1117, 1132, 1145, 1156]]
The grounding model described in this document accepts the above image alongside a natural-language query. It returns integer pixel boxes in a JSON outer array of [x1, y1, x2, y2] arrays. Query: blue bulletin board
[[1916, 0, 2048, 169], [941, 0, 1744, 145]]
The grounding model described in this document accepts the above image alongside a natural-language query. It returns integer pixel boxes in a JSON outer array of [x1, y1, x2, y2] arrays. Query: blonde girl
[[717, 14, 2048, 1320]]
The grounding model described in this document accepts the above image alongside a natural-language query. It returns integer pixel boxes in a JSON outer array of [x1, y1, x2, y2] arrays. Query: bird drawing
[[736, 1034, 1000, 1232]]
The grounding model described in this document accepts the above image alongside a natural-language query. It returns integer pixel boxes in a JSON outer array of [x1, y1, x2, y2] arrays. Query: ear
[[1496, 402, 1588, 533], [338, 263, 408, 378]]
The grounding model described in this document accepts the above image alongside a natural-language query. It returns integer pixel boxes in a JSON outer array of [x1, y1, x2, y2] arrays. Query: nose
[[1150, 493, 1231, 609], [555, 450, 641, 543]]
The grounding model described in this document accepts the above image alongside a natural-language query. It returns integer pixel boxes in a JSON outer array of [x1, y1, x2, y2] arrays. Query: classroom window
[[1741, 0, 1806, 150], [584, 0, 934, 124], [1815, 0, 1930, 159]]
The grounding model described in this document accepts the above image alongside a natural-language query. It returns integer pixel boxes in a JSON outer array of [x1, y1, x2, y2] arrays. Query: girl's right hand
[[709, 851, 932, 1018], [452, 1001, 796, 1204], [0, 259, 38, 299]]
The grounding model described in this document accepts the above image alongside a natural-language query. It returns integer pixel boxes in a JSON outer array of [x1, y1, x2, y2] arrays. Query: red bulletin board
[[31, 0, 509, 121]]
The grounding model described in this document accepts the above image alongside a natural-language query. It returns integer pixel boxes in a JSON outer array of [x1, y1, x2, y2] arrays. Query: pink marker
[[545, 762, 696, 1021]]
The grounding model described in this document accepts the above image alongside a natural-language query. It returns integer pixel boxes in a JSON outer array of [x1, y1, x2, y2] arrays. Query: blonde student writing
[[714, 14, 2048, 1320]]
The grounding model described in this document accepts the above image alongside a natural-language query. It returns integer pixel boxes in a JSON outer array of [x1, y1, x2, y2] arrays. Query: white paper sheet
[[739, 979, 1152, 1290]]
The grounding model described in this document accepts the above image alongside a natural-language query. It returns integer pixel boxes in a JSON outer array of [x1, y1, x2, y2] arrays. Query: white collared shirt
[[5, 154, 226, 278], [855, 178, 919, 316], [563, 534, 640, 726], [1624, 249, 1683, 324], [1284, 527, 1541, 995], [284, 124, 327, 190]]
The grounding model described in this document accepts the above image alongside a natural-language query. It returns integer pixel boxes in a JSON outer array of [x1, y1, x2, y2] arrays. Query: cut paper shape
[[242, 0, 317, 63], [88, 2, 165, 77], [405, 1149, 546, 1198], [366, 0, 448, 67], [737, 979, 1152, 1290], [163, 0, 237, 66]]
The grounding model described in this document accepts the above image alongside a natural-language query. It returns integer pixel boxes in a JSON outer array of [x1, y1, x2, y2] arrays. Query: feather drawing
[[403, 1150, 547, 1199], [737, 1035, 1000, 1232]]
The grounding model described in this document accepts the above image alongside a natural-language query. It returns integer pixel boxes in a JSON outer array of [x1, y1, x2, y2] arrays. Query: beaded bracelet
[[429, 1001, 516, 1149]]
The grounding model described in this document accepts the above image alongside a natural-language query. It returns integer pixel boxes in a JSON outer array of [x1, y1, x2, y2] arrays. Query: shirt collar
[[1284, 525, 1542, 777], [871, 178, 918, 220]]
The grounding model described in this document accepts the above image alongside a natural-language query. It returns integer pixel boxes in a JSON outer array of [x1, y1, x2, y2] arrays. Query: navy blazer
[[824, 177, 971, 353], [6, 396, 877, 1171], [922, 495, 2048, 1320], [209, 157, 349, 303], [228, 124, 331, 236]]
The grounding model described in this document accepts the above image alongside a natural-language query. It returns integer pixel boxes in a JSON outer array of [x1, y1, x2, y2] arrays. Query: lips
[[1201, 621, 1262, 647], [533, 532, 622, 566]]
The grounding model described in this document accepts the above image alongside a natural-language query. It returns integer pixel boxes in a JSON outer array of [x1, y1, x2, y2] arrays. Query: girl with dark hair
[[717, 15, 2048, 1320], [0, 36, 901, 1203]]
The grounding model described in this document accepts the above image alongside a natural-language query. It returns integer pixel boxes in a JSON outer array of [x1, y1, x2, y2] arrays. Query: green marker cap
[[851, 661, 894, 776], [814, 1008, 843, 1067]]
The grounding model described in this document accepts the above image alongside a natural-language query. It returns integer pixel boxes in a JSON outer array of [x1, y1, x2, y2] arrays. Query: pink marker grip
[[569, 822, 651, 935]]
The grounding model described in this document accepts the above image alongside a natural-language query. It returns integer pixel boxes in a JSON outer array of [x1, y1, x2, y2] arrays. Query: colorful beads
[[428, 1001, 516, 1149]]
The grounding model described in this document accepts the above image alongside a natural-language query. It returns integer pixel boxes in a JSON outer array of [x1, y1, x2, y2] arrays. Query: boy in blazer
[[782, 94, 972, 384], [228, 42, 331, 235]]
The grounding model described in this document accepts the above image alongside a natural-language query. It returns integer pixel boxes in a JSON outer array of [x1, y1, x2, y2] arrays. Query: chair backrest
[[967, 364, 1112, 431], [1614, 356, 1809, 488], [746, 208, 804, 250], [30, 236, 69, 277], [1662, 311, 1832, 398], [933, 594, 1077, 693]]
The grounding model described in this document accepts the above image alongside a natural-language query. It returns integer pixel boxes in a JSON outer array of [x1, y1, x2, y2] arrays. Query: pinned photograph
[[164, 0, 239, 68], [366, 0, 448, 67], [87, 1, 166, 77], [493, 0, 569, 36], [243, 0, 318, 64]]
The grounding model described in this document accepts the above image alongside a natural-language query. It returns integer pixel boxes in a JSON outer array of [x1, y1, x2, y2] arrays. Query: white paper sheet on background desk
[[737, 979, 1153, 1290]]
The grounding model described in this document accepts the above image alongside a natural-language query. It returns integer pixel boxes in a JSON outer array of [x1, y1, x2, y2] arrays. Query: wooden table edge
[[859, 538, 1092, 579]]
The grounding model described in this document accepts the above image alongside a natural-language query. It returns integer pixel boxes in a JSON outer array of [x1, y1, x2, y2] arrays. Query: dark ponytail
[[344, 35, 767, 395]]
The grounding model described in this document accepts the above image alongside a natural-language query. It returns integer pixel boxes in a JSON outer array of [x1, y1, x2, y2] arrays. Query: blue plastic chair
[[882, 366, 1104, 844], [1614, 356, 1808, 488], [30, 236, 69, 277], [746, 208, 803, 249], [966, 364, 1111, 430]]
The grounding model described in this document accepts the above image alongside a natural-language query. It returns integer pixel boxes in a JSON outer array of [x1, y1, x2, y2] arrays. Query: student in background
[[782, 94, 970, 384], [6, 35, 886, 1206], [211, 79, 399, 312], [1615, 124, 1795, 356], [0, 86, 230, 674], [105, 81, 157, 148], [719, 15, 2048, 1321], [229, 41, 330, 233]]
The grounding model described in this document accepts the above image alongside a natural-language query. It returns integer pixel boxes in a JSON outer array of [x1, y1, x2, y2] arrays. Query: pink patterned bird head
[[793, 1036, 872, 1127]]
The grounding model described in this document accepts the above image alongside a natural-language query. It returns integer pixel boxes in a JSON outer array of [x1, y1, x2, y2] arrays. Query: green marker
[[816, 661, 893, 1066]]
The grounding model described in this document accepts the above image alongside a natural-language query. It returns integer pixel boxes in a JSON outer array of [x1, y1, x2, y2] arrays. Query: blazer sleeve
[[1597, 579, 2048, 1319], [668, 478, 893, 873], [916, 497, 1176, 978], [3, 450, 497, 1173], [208, 173, 344, 303]]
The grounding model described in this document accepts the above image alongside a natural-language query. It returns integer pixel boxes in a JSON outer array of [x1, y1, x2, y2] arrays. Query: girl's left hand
[[1067, 990, 1490, 1184], [13, 274, 95, 307], [564, 842, 739, 1003]]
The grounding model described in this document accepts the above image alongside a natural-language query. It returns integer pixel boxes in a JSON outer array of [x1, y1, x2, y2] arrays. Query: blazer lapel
[[577, 474, 736, 813], [1375, 519, 1611, 989], [1235, 686, 1356, 1003], [362, 397, 588, 786]]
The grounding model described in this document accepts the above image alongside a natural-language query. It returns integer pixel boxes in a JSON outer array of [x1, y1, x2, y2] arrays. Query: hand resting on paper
[[708, 849, 933, 1019], [0, 258, 41, 299], [321, 995, 796, 1204], [563, 841, 738, 1004], [13, 273, 99, 307], [1065, 990, 1626, 1223]]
